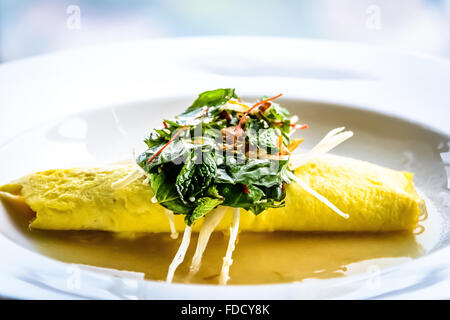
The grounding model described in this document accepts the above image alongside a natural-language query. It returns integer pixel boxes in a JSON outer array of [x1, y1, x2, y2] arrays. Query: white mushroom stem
[[111, 169, 143, 190], [188, 207, 227, 277], [166, 225, 192, 283], [219, 208, 241, 285], [164, 209, 179, 240], [289, 127, 353, 169], [287, 171, 349, 219]]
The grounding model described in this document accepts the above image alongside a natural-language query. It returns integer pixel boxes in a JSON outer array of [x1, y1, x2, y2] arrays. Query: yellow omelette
[[0, 154, 424, 232]]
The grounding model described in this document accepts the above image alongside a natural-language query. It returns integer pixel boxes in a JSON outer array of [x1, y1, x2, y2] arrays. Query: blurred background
[[0, 0, 449, 62]]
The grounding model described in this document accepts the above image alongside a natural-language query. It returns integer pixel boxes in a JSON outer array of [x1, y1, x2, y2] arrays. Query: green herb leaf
[[180, 88, 237, 118], [138, 89, 295, 225], [218, 183, 275, 214], [175, 149, 217, 203], [137, 140, 190, 173], [205, 185, 223, 199], [185, 197, 224, 226], [215, 168, 235, 184], [247, 120, 279, 152], [149, 168, 193, 214], [229, 159, 289, 188]]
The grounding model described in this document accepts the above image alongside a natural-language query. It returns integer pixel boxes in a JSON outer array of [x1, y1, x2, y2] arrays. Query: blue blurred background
[[1, 0, 449, 62]]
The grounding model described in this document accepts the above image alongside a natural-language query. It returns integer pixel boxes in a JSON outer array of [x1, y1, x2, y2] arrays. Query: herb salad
[[136, 88, 307, 226], [111, 88, 353, 284]]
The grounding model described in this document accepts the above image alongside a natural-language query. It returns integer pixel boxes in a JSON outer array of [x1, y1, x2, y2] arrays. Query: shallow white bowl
[[0, 37, 449, 299]]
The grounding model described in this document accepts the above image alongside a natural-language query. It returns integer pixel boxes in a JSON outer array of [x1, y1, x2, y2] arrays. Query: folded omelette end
[[0, 155, 425, 232]]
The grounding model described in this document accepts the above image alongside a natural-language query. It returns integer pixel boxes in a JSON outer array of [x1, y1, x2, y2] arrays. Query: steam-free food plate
[[0, 37, 449, 299]]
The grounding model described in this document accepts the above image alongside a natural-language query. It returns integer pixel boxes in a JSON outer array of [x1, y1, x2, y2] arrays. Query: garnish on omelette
[[0, 89, 426, 285]]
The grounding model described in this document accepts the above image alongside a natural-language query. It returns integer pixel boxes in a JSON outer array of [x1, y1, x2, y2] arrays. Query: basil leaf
[[258, 128, 279, 150], [218, 184, 263, 208], [215, 168, 235, 184], [219, 183, 285, 215], [229, 159, 288, 187], [266, 102, 290, 120], [144, 121, 183, 148], [137, 140, 190, 173], [150, 169, 193, 214], [246, 120, 280, 152], [180, 88, 237, 118], [262, 183, 286, 202]]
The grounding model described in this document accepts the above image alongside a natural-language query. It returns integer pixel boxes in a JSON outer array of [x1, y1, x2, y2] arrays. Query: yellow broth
[[0, 193, 432, 285]]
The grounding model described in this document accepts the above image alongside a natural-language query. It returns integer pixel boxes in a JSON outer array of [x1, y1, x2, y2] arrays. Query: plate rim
[[1, 37, 449, 299]]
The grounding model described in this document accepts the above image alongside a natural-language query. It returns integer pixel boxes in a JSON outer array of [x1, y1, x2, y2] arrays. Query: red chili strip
[[291, 123, 309, 130], [238, 93, 283, 128], [147, 125, 187, 164], [242, 184, 250, 194]]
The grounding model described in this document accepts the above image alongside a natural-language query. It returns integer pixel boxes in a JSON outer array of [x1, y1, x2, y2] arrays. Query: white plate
[[0, 37, 449, 299]]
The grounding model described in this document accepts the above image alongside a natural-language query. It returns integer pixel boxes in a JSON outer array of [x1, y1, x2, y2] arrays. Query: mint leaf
[[205, 185, 223, 199], [175, 149, 217, 203], [185, 197, 224, 226]]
